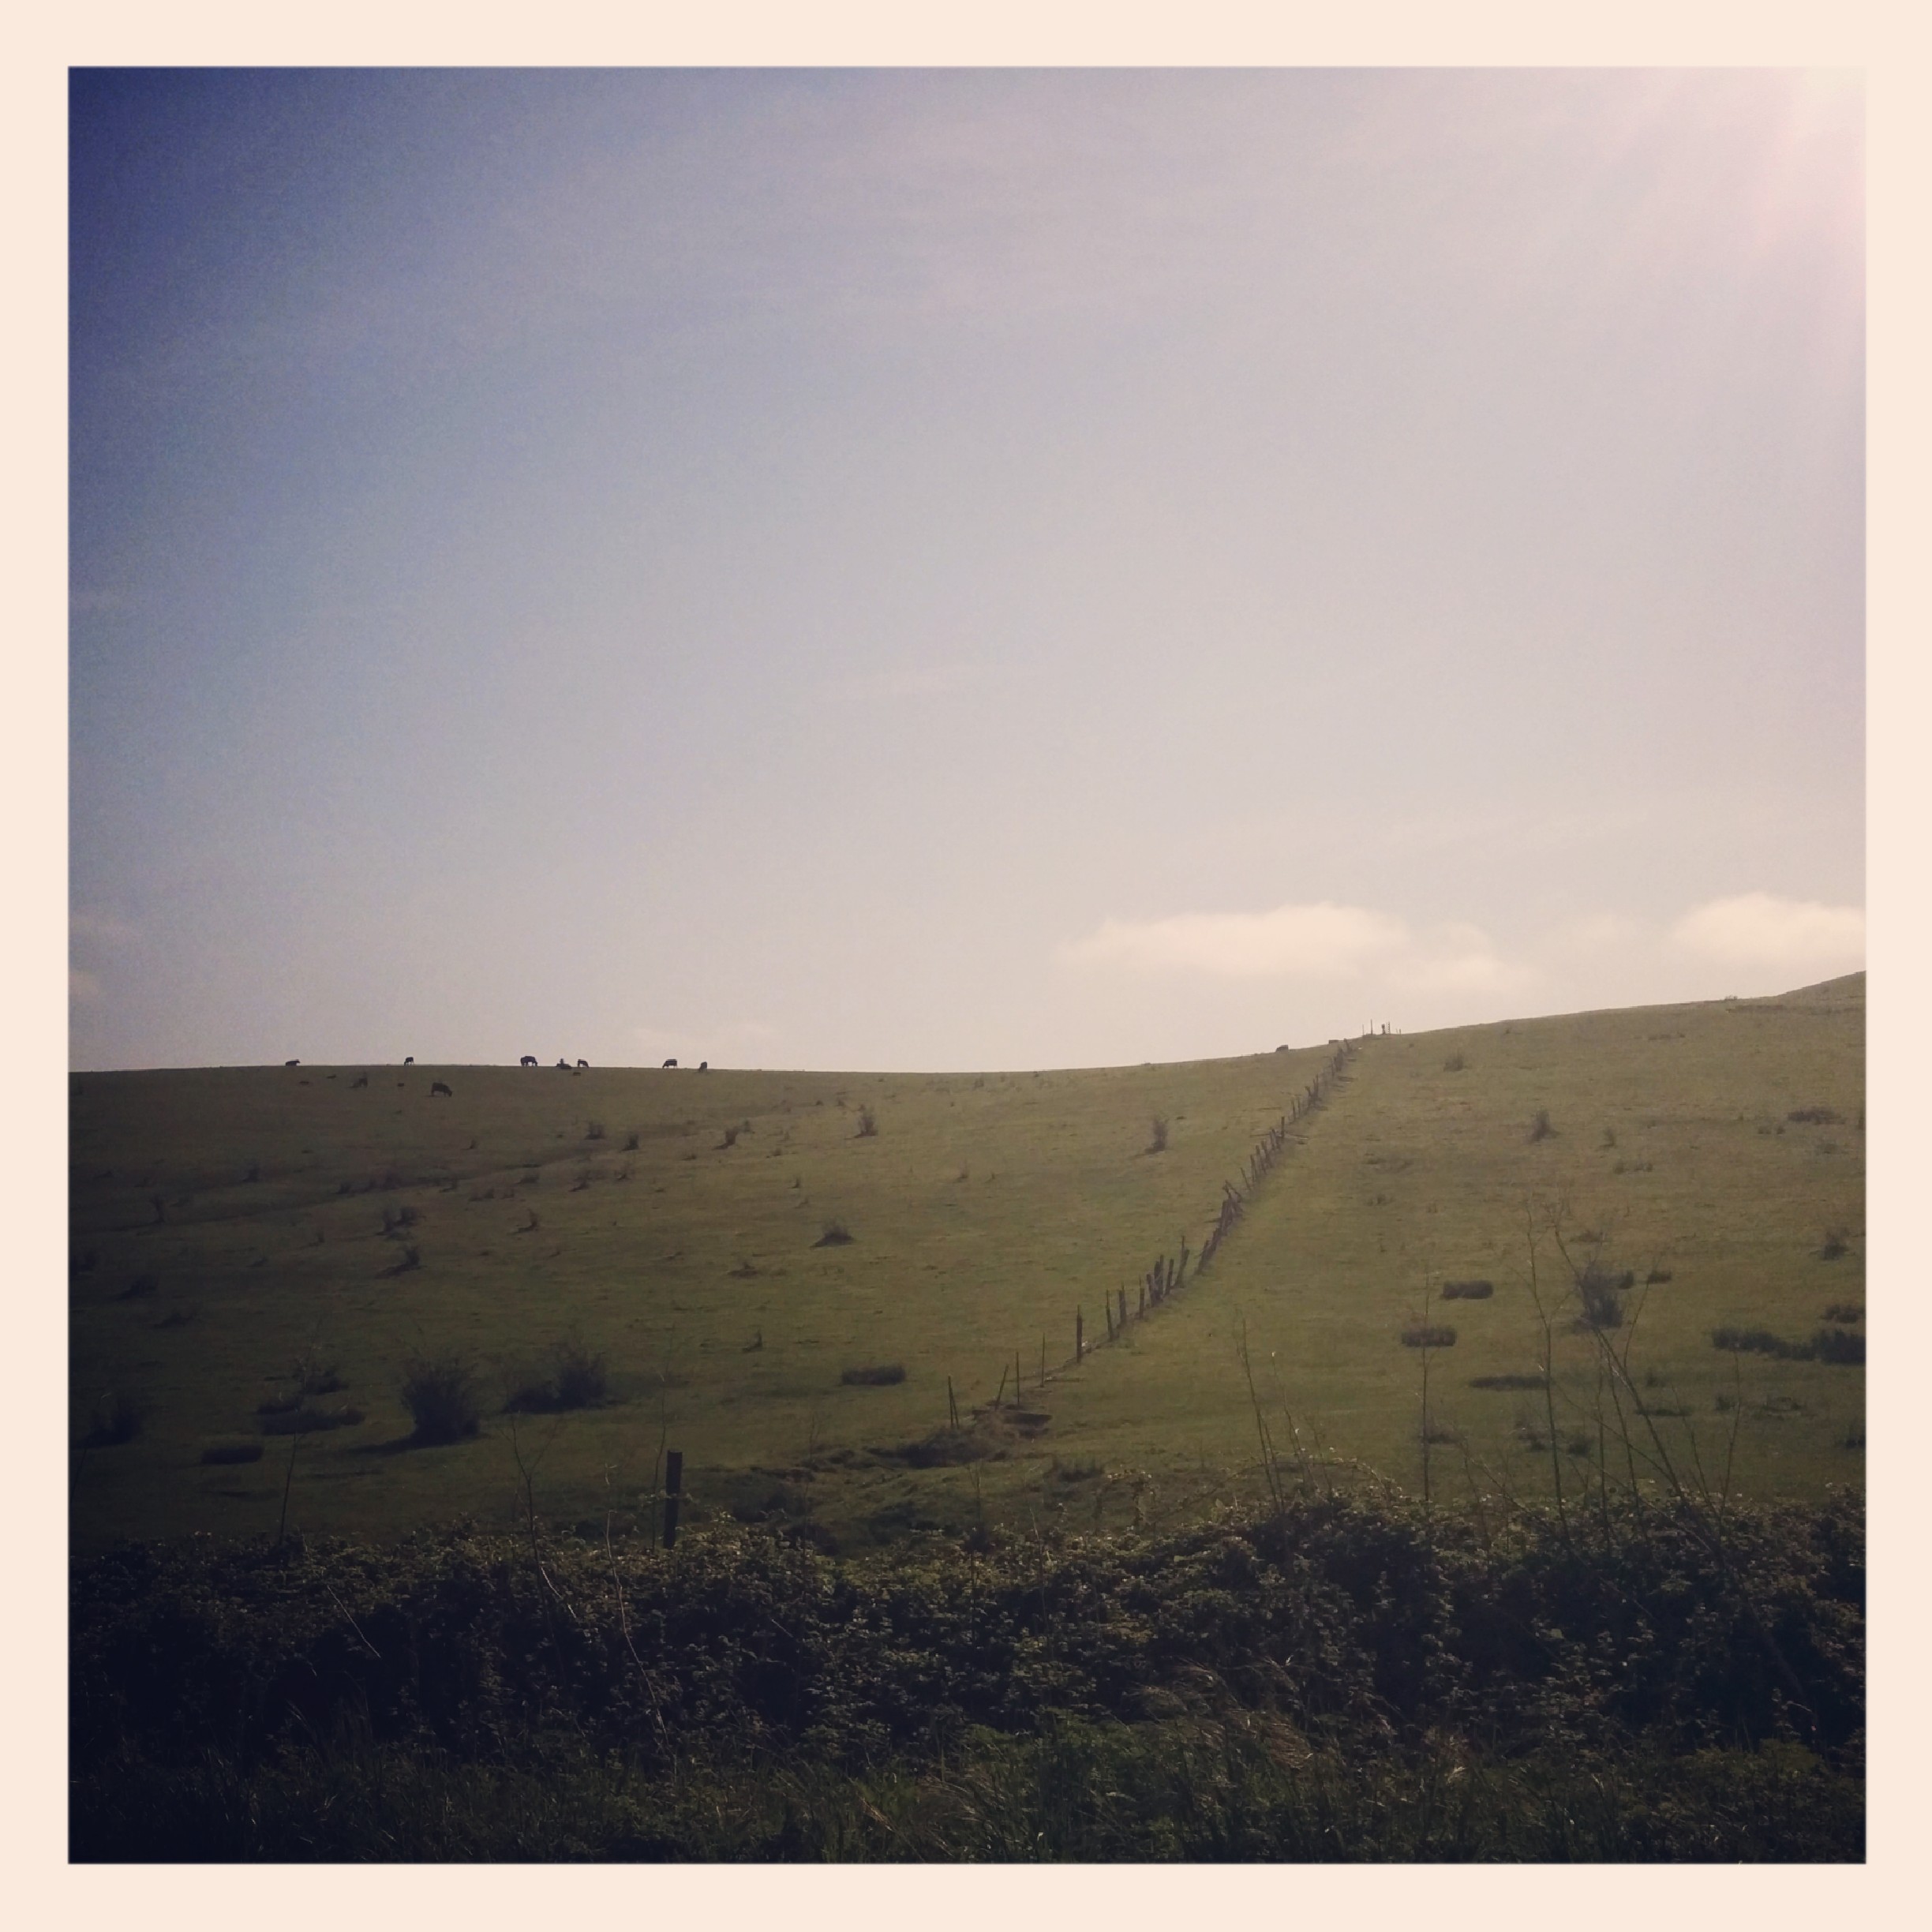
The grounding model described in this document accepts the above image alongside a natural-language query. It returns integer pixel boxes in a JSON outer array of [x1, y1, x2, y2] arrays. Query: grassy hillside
[[1042, 973, 1866, 1515], [69, 976, 1863, 1553]]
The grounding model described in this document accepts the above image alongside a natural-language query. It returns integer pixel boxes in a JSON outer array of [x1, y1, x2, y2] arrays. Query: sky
[[68, 67, 1865, 1073]]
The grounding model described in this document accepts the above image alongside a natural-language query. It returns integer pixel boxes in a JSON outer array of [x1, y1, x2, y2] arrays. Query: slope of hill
[[69, 977, 1863, 1552]]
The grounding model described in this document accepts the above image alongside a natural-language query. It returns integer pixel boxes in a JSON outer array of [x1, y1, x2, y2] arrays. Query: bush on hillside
[[400, 1353, 481, 1444]]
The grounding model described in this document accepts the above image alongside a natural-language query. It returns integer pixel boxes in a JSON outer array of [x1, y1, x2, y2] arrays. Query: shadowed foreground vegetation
[[72, 1487, 1863, 1861]]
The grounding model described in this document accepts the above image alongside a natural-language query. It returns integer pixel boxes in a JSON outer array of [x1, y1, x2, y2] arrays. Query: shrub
[[505, 1337, 610, 1413], [198, 1441, 264, 1466], [1574, 1260, 1627, 1330], [856, 1108, 878, 1139], [400, 1354, 482, 1444], [1527, 1110, 1554, 1143], [1440, 1279, 1493, 1300], [623, 1131, 640, 1152], [1147, 1118, 1169, 1154], [1818, 1227, 1851, 1260], [1442, 1053, 1466, 1073], [718, 1125, 740, 1149], [1646, 1268, 1674, 1285], [841, 1364, 906, 1386], [1470, 1373, 1546, 1391], [814, 1221, 854, 1247], [1810, 1327, 1866, 1367], [1787, 1106, 1843, 1125], [1400, 1324, 1457, 1349], [1822, 1303, 1863, 1324], [586, 1121, 605, 1141]]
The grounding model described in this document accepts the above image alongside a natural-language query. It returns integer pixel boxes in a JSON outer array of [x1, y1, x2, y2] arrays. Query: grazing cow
[[576, 1058, 589, 1069], [662, 1058, 678, 1069], [519, 1055, 538, 1067], [430, 1080, 453, 1098], [698, 1061, 709, 1072], [284, 1058, 299, 1067], [404, 1056, 414, 1065]]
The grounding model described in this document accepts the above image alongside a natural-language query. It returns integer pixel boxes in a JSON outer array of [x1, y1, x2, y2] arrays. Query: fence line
[[984, 1037, 1361, 1405]]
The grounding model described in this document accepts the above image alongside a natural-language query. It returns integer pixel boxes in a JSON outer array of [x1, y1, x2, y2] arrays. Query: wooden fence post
[[662, 1449, 684, 1549]]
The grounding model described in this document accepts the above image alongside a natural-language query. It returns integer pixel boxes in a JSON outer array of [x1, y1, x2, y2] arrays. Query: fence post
[[662, 1450, 684, 1549]]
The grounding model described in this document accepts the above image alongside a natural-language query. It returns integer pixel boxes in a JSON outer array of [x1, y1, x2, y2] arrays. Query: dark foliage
[[399, 1354, 481, 1444], [840, 1365, 906, 1387], [1574, 1260, 1629, 1331], [1713, 1327, 1866, 1367], [504, 1339, 609, 1413], [69, 1490, 1863, 1861], [1440, 1280, 1494, 1300], [1400, 1324, 1457, 1349]]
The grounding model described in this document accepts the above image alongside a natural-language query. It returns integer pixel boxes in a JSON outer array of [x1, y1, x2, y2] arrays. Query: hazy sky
[[69, 67, 1864, 1073]]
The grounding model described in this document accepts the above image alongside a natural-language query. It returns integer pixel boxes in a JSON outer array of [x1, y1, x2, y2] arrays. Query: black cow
[[698, 1060, 709, 1072], [284, 1058, 299, 1067], [404, 1056, 414, 1065], [430, 1080, 453, 1098], [519, 1055, 538, 1067], [662, 1058, 678, 1069], [576, 1058, 590, 1069]]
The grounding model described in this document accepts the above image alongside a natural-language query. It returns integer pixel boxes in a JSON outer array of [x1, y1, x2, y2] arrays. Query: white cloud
[[1059, 902, 1410, 979], [1057, 902, 1532, 994], [1668, 893, 1864, 970]]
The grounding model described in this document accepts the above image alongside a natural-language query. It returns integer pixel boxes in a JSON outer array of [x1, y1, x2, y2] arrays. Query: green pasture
[[69, 976, 1863, 1553], [1042, 974, 1866, 1515]]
